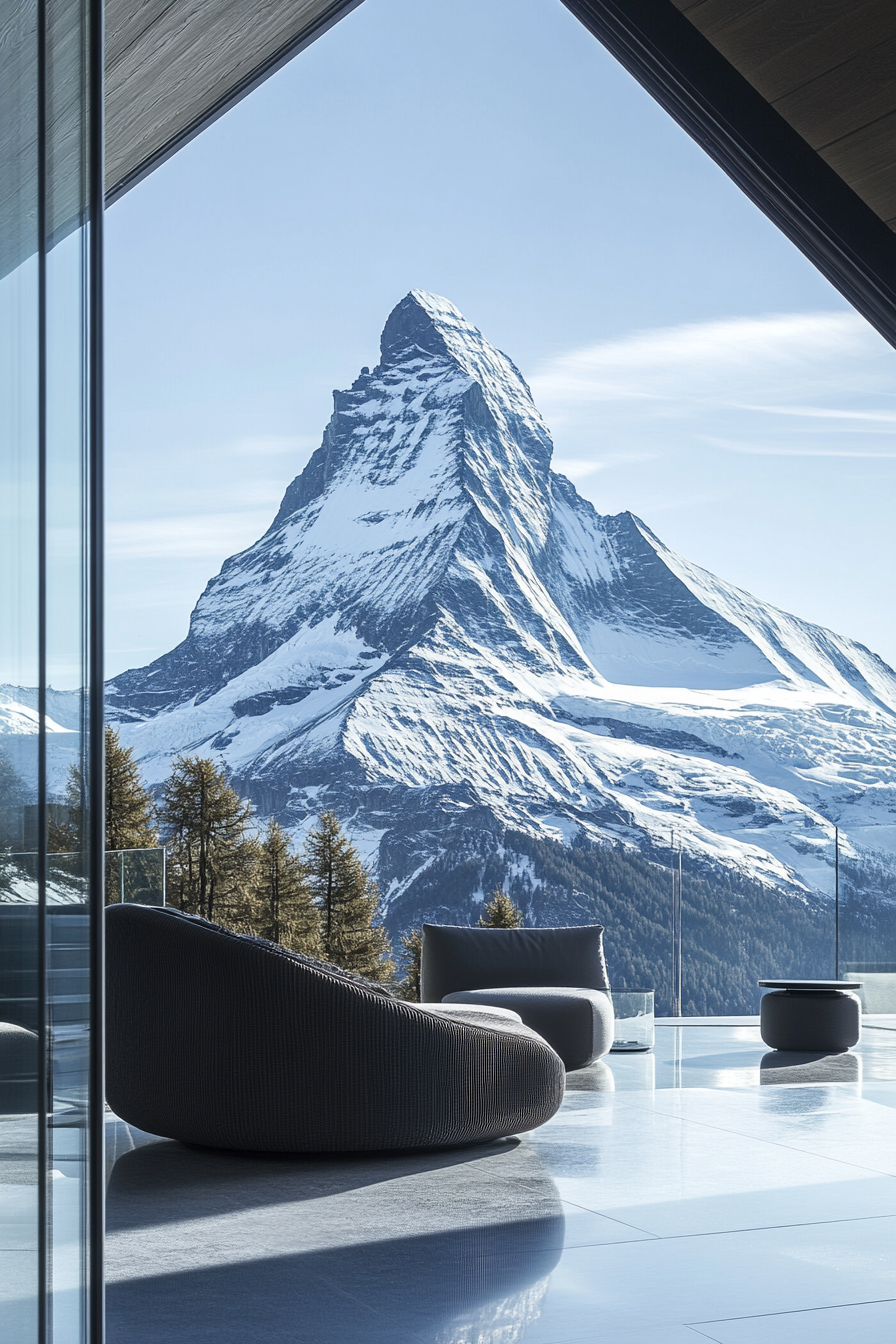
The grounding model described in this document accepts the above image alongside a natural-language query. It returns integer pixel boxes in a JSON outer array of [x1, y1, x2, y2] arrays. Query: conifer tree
[[396, 927, 422, 1001], [48, 764, 83, 854], [103, 727, 160, 902], [48, 726, 157, 867], [478, 887, 524, 928], [302, 810, 393, 981], [253, 819, 321, 956], [0, 750, 26, 849], [160, 755, 258, 925], [105, 726, 158, 850]]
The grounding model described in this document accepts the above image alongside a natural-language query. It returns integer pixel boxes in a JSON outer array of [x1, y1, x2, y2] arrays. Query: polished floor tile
[[862, 1080, 896, 1110], [519, 1216, 896, 1344], [593, 1022, 896, 1094], [0, 1250, 38, 1343], [690, 1296, 896, 1343], [527, 1096, 896, 1237], [0, 1184, 37, 1251], [639, 1086, 896, 1178], [105, 1023, 896, 1344]]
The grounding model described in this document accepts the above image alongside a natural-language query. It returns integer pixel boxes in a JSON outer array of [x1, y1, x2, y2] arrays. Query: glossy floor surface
[[105, 1022, 896, 1343]]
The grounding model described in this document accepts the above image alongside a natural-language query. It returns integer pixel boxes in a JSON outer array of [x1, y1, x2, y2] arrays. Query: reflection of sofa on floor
[[421, 923, 615, 1070], [106, 904, 565, 1152]]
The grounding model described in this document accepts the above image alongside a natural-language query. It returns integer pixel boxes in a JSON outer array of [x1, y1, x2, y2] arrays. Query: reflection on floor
[[106, 1021, 896, 1343], [600, 1017, 896, 1094]]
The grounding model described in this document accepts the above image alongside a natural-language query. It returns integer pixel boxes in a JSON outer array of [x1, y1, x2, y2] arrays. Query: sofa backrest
[[420, 923, 609, 1002]]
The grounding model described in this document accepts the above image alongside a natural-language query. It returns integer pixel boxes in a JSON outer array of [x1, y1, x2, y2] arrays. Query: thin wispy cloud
[[229, 434, 317, 457], [735, 404, 896, 425], [107, 512, 276, 561], [553, 458, 606, 480], [525, 310, 896, 669], [553, 451, 656, 480], [707, 437, 896, 460], [530, 311, 893, 415], [528, 311, 896, 465]]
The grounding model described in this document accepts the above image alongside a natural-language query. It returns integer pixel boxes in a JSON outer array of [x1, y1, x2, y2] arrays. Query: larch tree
[[160, 755, 258, 926], [302, 810, 393, 981], [103, 726, 159, 901], [253, 819, 321, 956], [478, 887, 524, 928], [104, 726, 158, 850]]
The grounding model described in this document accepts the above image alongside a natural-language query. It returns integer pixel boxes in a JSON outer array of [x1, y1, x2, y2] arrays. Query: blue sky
[[104, 0, 896, 678]]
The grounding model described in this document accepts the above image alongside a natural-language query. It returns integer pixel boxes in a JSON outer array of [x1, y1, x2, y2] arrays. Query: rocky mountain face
[[104, 291, 896, 1010]]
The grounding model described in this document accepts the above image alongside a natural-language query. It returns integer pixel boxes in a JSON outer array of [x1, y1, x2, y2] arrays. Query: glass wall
[[1, 1, 103, 1340], [665, 832, 896, 1018]]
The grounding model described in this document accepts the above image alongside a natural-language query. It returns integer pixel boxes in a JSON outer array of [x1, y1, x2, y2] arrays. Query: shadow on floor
[[107, 1130, 521, 1231]]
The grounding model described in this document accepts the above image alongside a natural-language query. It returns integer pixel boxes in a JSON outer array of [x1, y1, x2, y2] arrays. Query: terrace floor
[[105, 1020, 896, 1344]]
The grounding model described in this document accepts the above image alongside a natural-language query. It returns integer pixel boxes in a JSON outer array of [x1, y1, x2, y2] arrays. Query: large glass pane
[[1, 0, 101, 1339], [1, 4, 41, 1337]]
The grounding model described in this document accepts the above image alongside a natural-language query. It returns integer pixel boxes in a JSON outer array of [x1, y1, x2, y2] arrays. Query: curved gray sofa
[[106, 905, 564, 1152], [421, 924, 614, 1070]]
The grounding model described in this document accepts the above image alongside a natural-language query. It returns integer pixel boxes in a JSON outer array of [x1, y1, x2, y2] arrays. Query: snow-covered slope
[[0, 684, 82, 796], [106, 291, 896, 910]]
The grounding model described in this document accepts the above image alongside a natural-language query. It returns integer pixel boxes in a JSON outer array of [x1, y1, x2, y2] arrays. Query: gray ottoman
[[442, 986, 614, 1071], [759, 980, 862, 1052]]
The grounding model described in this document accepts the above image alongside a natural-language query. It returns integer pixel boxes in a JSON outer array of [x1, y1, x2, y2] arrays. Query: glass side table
[[609, 989, 655, 1052]]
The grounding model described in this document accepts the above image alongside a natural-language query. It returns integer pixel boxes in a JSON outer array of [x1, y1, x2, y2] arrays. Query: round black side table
[[758, 980, 862, 1052]]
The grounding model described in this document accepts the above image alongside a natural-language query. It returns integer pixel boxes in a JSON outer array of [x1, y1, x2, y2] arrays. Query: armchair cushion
[[442, 987, 614, 1071], [420, 923, 609, 1004]]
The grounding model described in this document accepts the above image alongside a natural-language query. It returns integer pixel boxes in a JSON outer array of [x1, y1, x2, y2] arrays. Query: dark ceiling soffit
[[562, 0, 896, 350], [105, 0, 364, 205]]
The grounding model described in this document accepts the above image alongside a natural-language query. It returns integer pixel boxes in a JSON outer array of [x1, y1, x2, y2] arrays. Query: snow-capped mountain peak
[[104, 294, 896, 930]]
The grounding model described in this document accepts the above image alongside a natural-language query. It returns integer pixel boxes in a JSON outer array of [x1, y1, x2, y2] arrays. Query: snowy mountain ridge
[[94, 290, 896, 911]]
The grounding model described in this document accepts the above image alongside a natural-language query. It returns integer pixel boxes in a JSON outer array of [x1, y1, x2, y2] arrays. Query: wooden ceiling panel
[[105, 2, 176, 68], [2, 0, 361, 280], [104, 0, 363, 201], [671, 0, 896, 232], [773, 36, 896, 147], [672, 0, 890, 79], [820, 113, 896, 229], [716, 2, 896, 106]]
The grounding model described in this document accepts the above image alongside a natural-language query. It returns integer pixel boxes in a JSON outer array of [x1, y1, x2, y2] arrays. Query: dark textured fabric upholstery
[[421, 924, 614, 1069], [442, 988, 614, 1071], [105, 904, 564, 1152], [760, 989, 861, 1052], [420, 923, 610, 1004]]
